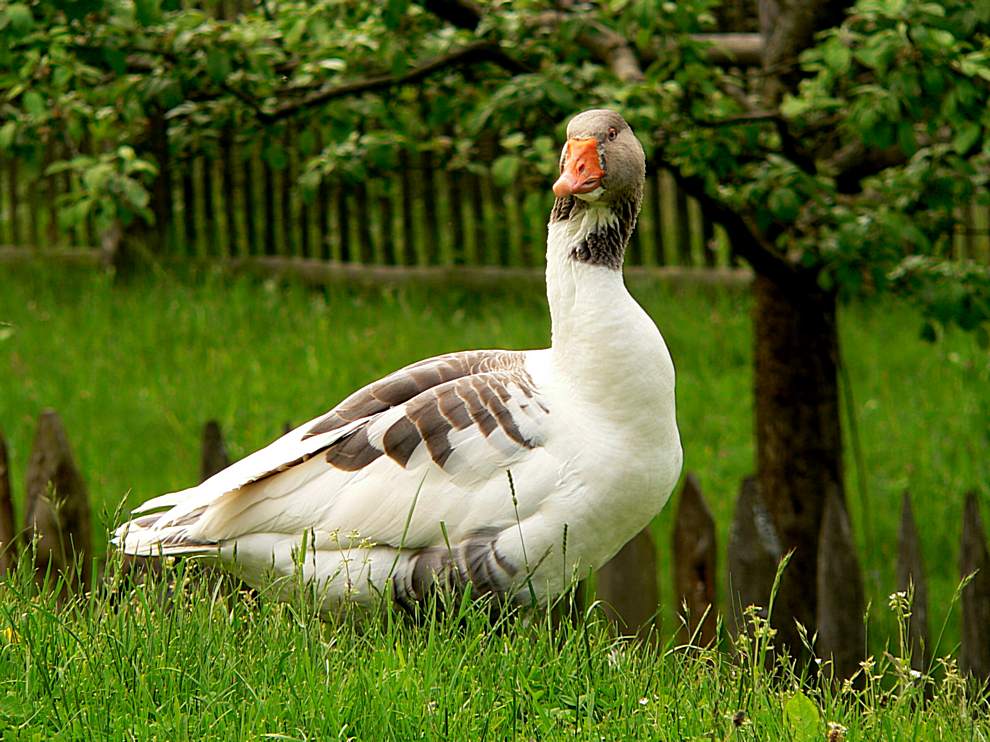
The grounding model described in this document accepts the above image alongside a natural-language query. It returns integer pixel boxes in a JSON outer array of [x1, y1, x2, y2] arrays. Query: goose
[[115, 109, 682, 611]]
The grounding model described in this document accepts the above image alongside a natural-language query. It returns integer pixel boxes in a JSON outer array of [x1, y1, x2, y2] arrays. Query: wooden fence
[[3, 136, 989, 271], [3, 409, 989, 681], [0, 136, 738, 269]]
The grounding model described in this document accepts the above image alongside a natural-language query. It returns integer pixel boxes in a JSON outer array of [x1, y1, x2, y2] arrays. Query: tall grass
[[1, 538, 987, 738], [0, 263, 988, 735]]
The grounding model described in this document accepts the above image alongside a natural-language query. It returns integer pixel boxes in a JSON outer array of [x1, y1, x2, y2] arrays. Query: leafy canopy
[[0, 0, 988, 335]]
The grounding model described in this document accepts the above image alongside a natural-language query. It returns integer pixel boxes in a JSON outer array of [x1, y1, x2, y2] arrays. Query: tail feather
[[114, 512, 218, 557]]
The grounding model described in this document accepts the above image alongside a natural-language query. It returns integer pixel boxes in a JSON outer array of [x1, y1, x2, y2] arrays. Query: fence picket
[[960, 491, 990, 680], [672, 473, 717, 646], [23, 410, 92, 592], [201, 420, 230, 483], [896, 492, 930, 671], [816, 487, 866, 680], [0, 430, 15, 576], [221, 130, 239, 257], [8, 157, 20, 246], [726, 475, 780, 636], [262, 151, 277, 256], [597, 527, 659, 638], [421, 151, 441, 266]]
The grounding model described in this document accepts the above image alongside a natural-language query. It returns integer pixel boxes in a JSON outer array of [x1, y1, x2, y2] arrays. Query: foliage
[[0, 0, 987, 332], [1, 518, 988, 738]]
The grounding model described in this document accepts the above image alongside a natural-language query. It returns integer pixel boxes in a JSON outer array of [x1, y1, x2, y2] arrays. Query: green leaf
[[491, 155, 519, 188], [0, 122, 16, 150], [22, 91, 45, 118], [134, 0, 162, 26], [768, 188, 800, 223], [121, 177, 150, 210], [206, 49, 232, 83], [264, 143, 288, 170], [953, 122, 981, 155], [298, 129, 316, 155], [102, 48, 127, 75], [822, 39, 851, 74], [897, 122, 916, 156], [783, 691, 820, 742], [383, 0, 409, 29], [6, 3, 34, 34]]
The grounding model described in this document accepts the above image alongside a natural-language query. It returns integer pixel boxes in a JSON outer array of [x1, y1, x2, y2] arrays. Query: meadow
[[0, 264, 988, 738]]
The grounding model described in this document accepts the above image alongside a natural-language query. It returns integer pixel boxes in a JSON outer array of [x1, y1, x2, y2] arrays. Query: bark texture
[[753, 273, 844, 656]]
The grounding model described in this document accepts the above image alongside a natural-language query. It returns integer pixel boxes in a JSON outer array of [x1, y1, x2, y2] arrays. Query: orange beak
[[553, 138, 604, 198]]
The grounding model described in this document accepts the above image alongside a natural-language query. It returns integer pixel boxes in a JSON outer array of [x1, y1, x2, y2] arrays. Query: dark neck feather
[[549, 191, 641, 271]]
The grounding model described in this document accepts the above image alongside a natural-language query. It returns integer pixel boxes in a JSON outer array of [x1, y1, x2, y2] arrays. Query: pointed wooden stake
[[726, 476, 780, 636], [816, 487, 866, 680], [0, 430, 17, 576], [960, 491, 990, 680], [672, 473, 717, 646], [200, 420, 230, 483], [596, 527, 659, 638], [23, 410, 92, 590], [896, 492, 930, 671]]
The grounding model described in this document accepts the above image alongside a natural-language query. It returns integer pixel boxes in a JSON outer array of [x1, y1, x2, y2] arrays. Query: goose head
[[549, 109, 645, 270], [553, 109, 645, 207]]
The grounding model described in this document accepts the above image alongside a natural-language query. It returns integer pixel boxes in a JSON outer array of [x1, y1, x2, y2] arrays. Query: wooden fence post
[[201, 420, 230, 482], [0, 430, 16, 576], [816, 487, 865, 680], [23, 410, 92, 591], [672, 473, 717, 645], [726, 476, 781, 635], [960, 491, 990, 680], [596, 527, 659, 638], [896, 492, 930, 671]]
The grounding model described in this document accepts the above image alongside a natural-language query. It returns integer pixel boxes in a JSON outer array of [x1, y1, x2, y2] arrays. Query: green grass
[[0, 264, 988, 738]]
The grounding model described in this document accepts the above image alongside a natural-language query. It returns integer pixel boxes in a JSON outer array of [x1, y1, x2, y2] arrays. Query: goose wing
[[115, 349, 556, 554]]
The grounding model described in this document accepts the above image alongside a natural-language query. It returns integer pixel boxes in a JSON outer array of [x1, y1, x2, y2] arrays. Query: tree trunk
[[753, 272, 844, 657]]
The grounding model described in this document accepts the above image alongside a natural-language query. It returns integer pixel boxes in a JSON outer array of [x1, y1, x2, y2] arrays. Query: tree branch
[[416, 0, 644, 83], [654, 137, 802, 287], [827, 141, 909, 194], [572, 16, 644, 83], [266, 41, 530, 122]]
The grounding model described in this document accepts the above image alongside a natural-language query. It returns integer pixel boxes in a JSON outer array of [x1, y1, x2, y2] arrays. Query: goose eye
[[607, 127, 617, 142]]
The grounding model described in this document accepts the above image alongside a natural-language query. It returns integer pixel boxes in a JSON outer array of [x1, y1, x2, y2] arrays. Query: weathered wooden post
[[896, 493, 929, 671], [726, 476, 780, 635], [960, 491, 990, 680], [672, 473, 717, 645], [816, 487, 865, 680], [23, 410, 92, 590], [596, 528, 659, 638], [0, 430, 17, 576], [200, 420, 230, 482]]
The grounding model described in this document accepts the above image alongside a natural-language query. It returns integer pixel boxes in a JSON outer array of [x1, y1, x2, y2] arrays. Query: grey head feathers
[[550, 109, 646, 270]]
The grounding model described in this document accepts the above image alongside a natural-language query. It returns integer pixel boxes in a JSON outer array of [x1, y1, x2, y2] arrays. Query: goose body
[[116, 110, 682, 609]]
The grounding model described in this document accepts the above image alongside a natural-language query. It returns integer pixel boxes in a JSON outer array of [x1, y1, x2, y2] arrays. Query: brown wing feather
[[304, 350, 528, 439], [320, 368, 544, 473]]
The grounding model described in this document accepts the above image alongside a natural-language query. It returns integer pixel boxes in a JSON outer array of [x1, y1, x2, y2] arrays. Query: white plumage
[[115, 109, 682, 611]]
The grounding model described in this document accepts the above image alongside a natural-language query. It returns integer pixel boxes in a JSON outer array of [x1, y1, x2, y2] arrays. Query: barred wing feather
[[114, 349, 554, 563]]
